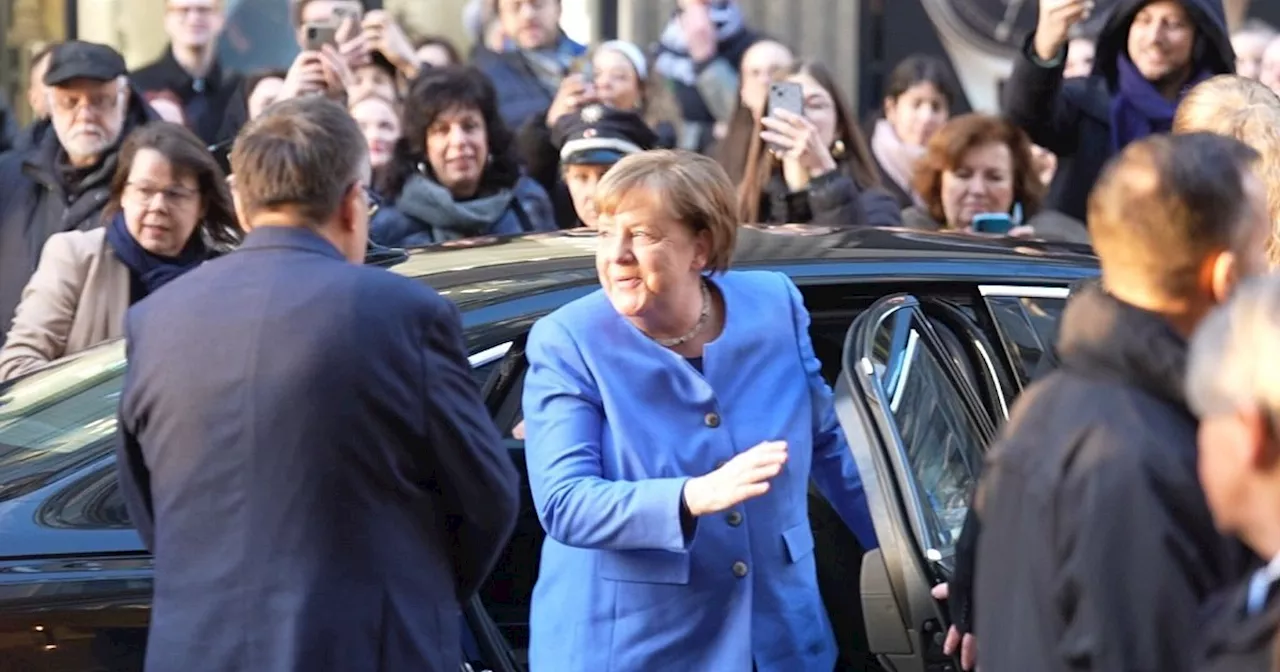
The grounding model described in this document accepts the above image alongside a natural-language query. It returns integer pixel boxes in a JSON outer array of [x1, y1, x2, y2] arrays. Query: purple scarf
[[1109, 54, 1211, 152]]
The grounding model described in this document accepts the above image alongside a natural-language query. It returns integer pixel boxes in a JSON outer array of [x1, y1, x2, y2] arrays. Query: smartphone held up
[[765, 81, 804, 154]]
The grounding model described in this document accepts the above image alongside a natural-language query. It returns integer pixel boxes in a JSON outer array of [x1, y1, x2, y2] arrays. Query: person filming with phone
[[736, 60, 901, 228], [901, 113, 1092, 243], [1003, 0, 1235, 224]]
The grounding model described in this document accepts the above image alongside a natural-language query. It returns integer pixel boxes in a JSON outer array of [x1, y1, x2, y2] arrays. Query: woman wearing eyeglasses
[[0, 122, 242, 381]]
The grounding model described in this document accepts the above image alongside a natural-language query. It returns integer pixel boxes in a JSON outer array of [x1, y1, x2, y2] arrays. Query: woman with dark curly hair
[[902, 113, 1089, 243], [371, 66, 556, 246]]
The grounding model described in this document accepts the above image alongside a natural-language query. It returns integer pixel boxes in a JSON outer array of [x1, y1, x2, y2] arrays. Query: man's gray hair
[[1186, 274, 1280, 420], [230, 96, 368, 225]]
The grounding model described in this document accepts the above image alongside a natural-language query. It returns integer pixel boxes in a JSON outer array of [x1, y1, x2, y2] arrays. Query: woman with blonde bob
[[1174, 74, 1280, 267], [520, 149, 878, 671]]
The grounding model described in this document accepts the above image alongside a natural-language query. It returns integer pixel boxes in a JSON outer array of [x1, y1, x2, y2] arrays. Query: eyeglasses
[[167, 2, 217, 15], [50, 92, 121, 116], [362, 186, 380, 218], [126, 182, 199, 206], [499, 0, 548, 13]]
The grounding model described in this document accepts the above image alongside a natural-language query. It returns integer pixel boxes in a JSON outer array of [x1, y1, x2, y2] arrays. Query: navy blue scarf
[[1109, 54, 1211, 152], [105, 212, 207, 301]]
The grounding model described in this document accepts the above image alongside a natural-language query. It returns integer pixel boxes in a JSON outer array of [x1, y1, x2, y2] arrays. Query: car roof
[[385, 226, 1097, 310]]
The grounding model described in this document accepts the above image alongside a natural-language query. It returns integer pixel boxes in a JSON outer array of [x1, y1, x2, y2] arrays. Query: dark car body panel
[[0, 226, 1097, 670]]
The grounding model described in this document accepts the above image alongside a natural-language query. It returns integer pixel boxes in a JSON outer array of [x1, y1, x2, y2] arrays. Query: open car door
[[834, 294, 996, 672]]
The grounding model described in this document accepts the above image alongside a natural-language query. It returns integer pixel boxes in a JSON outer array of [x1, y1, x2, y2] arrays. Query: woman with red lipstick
[[519, 149, 877, 671], [0, 122, 241, 380]]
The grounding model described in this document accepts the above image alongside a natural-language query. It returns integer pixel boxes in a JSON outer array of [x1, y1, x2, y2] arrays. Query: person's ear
[[341, 183, 363, 233], [1207, 249, 1239, 305], [1239, 406, 1279, 470], [691, 228, 711, 272]]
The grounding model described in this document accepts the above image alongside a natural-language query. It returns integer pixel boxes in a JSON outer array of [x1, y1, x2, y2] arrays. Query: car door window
[[859, 298, 991, 559], [979, 287, 1069, 386]]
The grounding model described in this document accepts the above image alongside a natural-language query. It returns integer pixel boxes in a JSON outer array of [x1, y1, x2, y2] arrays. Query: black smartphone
[[208, 139, 233, 177], [332, 5, 361, 28]]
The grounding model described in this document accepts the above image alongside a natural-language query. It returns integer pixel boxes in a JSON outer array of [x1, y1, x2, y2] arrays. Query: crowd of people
[[1, 0, 1280, 669]]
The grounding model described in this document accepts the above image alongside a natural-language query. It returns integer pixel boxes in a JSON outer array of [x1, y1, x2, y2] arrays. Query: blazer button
[[704, 412, 721, 428], [732, 561, 749, 578], [726, 510, 743, 526]]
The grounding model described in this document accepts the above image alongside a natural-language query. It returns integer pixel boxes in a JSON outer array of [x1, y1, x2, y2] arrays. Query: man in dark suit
[[1186, 274, 1280, 671], [115, 96, 519, 672]]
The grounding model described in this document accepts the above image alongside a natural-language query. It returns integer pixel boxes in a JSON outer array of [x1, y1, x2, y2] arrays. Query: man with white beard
[[0, 41, 156, 347]]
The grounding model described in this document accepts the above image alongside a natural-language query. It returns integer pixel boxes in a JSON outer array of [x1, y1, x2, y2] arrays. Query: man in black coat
[[973, 132, 1271, 671], [131, 0, 246, 144], [1004, 0, 1235, 222], [114, 96, 520, 671], [0, 41, 156, 347], [1185, 275, 1280, 672]]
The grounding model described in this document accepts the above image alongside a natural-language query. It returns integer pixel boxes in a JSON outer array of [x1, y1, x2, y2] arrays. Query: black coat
[[0, 94, 18, 155], [1002, 0, 1234, 222], [131, 47, 247, 145], [0, 89, 156, 346], [755, 168, 902, 229], [1196, 574, 1280, 672], [973, 284, 1253, 672], [115, 226, 520, 671]]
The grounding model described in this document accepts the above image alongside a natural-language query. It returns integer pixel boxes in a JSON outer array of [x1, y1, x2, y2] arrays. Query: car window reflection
[[869, 309, 985, 556], [0, 342, 127, 503], [986, 296, 1067, 385]]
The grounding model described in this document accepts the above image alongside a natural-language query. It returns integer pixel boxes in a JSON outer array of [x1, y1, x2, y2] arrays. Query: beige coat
[[0, 228, 129, 381]]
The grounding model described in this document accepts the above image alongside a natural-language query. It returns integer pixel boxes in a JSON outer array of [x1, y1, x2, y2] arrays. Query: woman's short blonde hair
[[595, 150, 739, 273], [1174, 75, 1280, 266]]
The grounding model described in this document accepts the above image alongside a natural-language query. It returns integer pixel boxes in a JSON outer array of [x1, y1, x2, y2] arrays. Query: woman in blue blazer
[[521, 149, 879, 671]]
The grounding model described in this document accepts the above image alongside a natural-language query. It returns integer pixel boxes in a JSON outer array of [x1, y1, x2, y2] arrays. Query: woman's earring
[[416, 162, 427, 175], [830, 140, 846, 159]]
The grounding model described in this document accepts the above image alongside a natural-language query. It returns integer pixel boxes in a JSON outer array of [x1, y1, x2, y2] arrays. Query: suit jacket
[[1196, 574, 1280, 672], [521, 269, 878, 672], [0, 228, 128, 381], [114, 226, 520, 672]]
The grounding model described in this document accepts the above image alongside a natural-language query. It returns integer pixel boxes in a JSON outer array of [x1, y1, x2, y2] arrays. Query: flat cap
[[44, 41, 127, 87]]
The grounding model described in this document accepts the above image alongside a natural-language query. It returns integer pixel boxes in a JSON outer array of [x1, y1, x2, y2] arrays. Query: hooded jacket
[[1002, 0, 1234, 222], [0, 85, 157, 347]]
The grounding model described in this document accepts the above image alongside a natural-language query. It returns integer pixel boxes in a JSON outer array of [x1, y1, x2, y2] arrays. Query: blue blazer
[[114, 226, 520, 672], [522, 269, 878, 671]]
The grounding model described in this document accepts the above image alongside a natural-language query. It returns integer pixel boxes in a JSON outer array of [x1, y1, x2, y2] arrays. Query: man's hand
[[279, 51, 329, 101], [336, 15, 372, 72], [682, 441, 788, 516], [1034, 0, 1095, 62], [931, 583, 978, 671], [680, 0, 718, 63], [545, 74, 598, 128], [363, 10, 420, 77], [318, 44, 355, 101]]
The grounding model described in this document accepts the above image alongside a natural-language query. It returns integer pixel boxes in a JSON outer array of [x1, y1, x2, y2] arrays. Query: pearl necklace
[[652, 280, 711, 348]]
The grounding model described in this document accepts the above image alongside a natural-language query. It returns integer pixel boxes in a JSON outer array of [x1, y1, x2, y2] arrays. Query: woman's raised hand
[[760, 109, 838, 190], [683, 441, 789, 516]]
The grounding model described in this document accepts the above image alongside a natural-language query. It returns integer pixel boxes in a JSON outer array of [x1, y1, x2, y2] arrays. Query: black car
[[0, 226, 1096, 671]]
